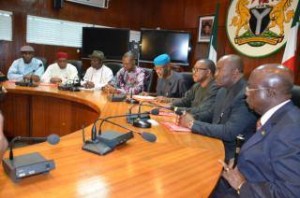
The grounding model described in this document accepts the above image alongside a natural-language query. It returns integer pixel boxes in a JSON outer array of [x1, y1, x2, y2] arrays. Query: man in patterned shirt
[[103, 51, 145, 95]]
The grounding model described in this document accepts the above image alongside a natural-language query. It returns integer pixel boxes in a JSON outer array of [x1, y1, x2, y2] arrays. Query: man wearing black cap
[[7, 45, 44, 82], [81, 50, 113, 90]]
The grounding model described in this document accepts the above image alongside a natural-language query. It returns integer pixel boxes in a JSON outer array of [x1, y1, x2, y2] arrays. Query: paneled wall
[[0, 0, 299, 84]]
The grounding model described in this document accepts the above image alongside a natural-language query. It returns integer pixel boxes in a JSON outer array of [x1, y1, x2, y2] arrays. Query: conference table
[[0, 82, 224, 198]]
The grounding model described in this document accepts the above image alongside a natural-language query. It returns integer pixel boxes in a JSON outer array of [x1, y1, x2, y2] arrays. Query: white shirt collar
[[260, 100, 290, 125]]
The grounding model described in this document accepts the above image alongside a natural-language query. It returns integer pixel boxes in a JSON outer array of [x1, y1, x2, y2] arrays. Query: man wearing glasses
[[215, 64, 300, 197], [170, 59, 219, 122], [178, 54, 257, 162]]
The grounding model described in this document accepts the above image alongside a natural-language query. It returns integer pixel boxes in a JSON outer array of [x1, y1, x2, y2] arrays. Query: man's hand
[[84, 81, 95, 89], [177, 112, 194, 128], [24, 74, 40, 82], [219, 160, 246, 190], [50, 77, 62, 84], [0, 112, 8, 159], [103, 84, 117, 94], [154, 96, 172, 103]]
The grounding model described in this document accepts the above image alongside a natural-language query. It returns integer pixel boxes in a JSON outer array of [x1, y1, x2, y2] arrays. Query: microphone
[[2, 134, 60, 182], [15, 63, 43, 87], [28, 63, 43, 87], [152, 106, 184, 116], [82, 113, 157, 155], [125, 90, 139, 104], [58, 76, 80, 92], [8, 134, 60, 160], [233, 134, 245, 168]]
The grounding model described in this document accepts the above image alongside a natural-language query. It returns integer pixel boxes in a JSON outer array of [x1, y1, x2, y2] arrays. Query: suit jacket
[[237, 101, 300, 198], [172, 80, 219, 122], [192, 78, 257, 161], [156, 71, 188, 98]]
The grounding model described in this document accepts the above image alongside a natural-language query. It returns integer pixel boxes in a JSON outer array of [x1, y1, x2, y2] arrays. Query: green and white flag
[[208, 3, 220, 64]]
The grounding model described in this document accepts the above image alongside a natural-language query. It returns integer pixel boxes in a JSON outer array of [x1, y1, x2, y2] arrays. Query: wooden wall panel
[[0, 0, 299, 84]]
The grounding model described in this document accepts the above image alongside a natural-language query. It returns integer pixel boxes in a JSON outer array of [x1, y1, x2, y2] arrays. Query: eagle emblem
[[226, 0, 298, 57]]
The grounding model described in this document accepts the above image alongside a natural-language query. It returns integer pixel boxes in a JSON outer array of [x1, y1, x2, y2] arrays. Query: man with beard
[[7, 45, 44, 82]]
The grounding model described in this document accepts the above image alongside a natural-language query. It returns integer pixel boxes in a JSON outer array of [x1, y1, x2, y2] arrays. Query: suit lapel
[[241, 101, 294, 152]]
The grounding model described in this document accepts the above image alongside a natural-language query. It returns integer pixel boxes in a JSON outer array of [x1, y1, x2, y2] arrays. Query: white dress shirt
[[81, 65, 113, 90], [41, 63, 78, 84], [260, 100, 290, 125]]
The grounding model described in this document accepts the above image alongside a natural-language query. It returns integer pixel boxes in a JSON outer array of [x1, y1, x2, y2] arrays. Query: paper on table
[[160, 121, 191, 132], [133, 95, 156, 101]]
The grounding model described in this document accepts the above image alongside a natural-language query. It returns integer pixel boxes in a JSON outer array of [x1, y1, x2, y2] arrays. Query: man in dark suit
[[178, 54, 257, 162], [218, 64, 300, 197]]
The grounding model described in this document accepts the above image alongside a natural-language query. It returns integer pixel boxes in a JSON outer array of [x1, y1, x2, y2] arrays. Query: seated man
[[41, 52, 78, 84], [178, 54, 257, 162], [7, 45, 44, 82], [81, 50, 113, 90], [103, 51, 145, 95], [215, 64, 300, 198], [154, 54, 188, 98], [171, 59, 219, 122], [0, 112, 8, 159]]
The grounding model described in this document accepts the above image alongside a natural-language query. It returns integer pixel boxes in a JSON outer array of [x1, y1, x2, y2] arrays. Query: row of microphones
[[129, 101, 183, 128], [2, 134, 60, 182], [82, 111, 157, 155]]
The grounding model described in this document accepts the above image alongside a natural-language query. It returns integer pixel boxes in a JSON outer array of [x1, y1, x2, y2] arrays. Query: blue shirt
[[7, 58, 44, 81]]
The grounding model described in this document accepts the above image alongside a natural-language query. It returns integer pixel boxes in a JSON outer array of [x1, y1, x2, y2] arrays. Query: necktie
[[256, 119, 262, 131]]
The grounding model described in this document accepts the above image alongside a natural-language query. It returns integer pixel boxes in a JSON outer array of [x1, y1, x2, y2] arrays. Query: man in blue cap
[[153, 53, 188, 99]]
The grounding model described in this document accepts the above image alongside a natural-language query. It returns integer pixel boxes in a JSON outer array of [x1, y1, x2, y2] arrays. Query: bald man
[[178, 54, 257, 162], [171, 59, 219, 122], [216, 64, 300, 197]]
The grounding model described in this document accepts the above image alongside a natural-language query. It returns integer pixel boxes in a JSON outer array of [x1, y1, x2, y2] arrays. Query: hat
[[153, 54, 170, 67], [56, 52, 68, 59], [20, 45, 34, 52], [89, 50, 105, 60]]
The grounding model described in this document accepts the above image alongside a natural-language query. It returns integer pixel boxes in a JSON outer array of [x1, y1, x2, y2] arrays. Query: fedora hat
[[89, 50, 105, 60]]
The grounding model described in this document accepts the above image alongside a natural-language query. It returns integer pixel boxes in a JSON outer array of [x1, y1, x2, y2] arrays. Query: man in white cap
[[7, 45, 44, 82], [154, 53, 188, 99], [81, 50, 113, 90]]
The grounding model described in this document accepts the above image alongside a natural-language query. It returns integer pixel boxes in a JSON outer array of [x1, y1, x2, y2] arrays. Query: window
[[0, 10, 13, 41], [26, 15, 94, 48]]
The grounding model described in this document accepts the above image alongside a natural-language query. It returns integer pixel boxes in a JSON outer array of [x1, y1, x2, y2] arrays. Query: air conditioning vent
[[66, 0, 109, 9]]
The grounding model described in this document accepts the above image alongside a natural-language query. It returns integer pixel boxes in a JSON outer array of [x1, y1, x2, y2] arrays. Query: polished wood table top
[[0, 82, 224, 198]]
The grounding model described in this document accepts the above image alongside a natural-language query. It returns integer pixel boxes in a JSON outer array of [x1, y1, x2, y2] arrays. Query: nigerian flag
[[282, 2, 300, 72], [208, 3, 220, 64]]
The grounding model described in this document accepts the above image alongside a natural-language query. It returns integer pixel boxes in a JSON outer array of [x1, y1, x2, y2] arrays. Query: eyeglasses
[[192, 68, 207, 73], [245, 86, 269, 92]]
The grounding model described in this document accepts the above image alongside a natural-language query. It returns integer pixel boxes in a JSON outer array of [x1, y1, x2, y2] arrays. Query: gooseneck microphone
[[2, 134, 60, 182], [125, 90, 139, 104], [9, 134, 60, 160], [15, 63, 43, 87], [82, 112, 157, 155]]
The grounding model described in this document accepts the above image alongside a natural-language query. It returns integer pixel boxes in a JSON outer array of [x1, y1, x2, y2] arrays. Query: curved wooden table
[[0, 82, 224, 198]]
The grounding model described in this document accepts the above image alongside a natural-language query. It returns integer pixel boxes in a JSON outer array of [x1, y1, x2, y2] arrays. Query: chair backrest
[[103, 61, 123, 76], [35, 57, 47, 70], [291, 85, 300, 108], [143, 68, 154, 92], [68, 60, 83, 79], [180, 72, 194, 91]]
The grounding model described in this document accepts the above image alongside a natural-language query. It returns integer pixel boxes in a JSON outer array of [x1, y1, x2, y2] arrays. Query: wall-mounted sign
[[227, 0, 299, 58]]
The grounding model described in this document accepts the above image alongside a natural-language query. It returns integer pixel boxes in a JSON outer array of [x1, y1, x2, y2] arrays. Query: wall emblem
[[227, 0, 298, 57]]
